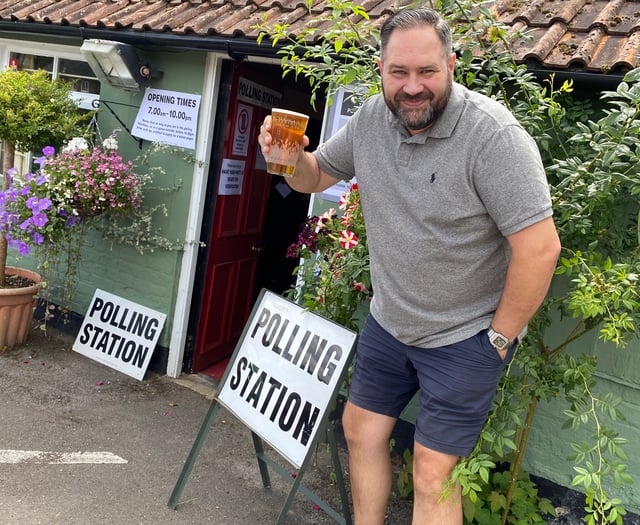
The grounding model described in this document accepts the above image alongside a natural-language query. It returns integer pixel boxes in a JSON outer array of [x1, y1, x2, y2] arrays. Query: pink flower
[[339, 230, 358, 249]]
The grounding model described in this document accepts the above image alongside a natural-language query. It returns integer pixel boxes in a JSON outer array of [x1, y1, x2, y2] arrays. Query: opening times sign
[[132, 88, 201, 150], [217, 290, 357, 469]]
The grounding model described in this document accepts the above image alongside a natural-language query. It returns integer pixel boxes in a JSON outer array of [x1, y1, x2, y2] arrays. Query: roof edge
[[0, 20, 281, 58]]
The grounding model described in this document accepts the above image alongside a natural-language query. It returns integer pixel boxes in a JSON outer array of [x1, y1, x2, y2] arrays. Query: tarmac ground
[[0, 328, 373, 525]]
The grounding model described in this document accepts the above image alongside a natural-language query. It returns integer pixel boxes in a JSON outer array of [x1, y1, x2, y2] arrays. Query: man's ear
[[377, 57, 383, 73], [448, 53, 456, 75]]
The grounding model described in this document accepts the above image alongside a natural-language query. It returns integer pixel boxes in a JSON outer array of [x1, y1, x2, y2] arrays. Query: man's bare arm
[[491, 216, 561, 347]]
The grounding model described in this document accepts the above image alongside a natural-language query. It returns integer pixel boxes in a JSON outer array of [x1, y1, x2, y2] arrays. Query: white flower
[[63, 137, 89, 152], [102, 136, 119, 150]]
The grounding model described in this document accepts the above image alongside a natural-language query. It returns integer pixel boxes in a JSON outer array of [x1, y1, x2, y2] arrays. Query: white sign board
[[73, 289, 167, 381], [217, 290, 357, 469], [318, 88, 357, 202], [237, 77, 282, 109], [218, 158, 245, 196], [132, 88, 201, 150]]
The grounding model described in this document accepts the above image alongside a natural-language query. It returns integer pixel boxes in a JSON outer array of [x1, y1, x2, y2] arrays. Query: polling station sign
[[217, 290, 357, 469], [73, 289, 167, 381]]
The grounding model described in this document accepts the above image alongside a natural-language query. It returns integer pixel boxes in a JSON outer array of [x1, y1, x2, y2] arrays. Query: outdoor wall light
[[80, 39, 159, 92]]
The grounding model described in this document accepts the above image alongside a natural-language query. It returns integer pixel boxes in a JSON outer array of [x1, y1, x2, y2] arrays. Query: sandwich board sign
[[169, 289, 357, 524], [73, 289, 166, 381], [217, 289, 357, 468]]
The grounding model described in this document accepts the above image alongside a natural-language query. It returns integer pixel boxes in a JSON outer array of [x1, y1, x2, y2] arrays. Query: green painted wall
[[523, 325, 640, 513], [9, 49, 208, 348]]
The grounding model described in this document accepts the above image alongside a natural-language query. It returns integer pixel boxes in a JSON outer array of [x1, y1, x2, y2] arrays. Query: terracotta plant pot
[[0, 266, 42, 347]]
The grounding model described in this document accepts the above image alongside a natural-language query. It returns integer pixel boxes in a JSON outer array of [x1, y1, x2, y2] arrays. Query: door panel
[[192, 65, 280, 372]]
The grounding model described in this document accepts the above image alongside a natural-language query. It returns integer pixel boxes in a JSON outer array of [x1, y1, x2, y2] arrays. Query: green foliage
[[562, 354, 631, 525], [0, 69, 91, 153], [254, 0, 381, 109], [397, 448, 415, 500], [96, 141, 187, 254], [256, 1, 640, 523], [461, 469, 556, 525]]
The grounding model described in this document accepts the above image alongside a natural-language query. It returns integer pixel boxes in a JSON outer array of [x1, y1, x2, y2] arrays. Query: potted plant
[[0, 67, 91, 345]]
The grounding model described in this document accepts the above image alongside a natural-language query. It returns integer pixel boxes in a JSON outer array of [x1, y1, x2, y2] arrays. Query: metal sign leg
[[168, 399, 221, 509], [327, 424, 353, 525], [251, 425, 352, 525]]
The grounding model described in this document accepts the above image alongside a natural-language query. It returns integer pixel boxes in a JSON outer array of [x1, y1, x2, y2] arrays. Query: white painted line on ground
[[0, 449, 128, 464]]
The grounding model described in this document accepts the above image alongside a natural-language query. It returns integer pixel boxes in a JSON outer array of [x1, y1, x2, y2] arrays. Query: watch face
[[489, 331, 509, 350], [493, 335, 508, 348]]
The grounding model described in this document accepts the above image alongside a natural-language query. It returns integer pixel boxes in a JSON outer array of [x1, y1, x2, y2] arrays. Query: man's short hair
[[380, 8, 452, 59]]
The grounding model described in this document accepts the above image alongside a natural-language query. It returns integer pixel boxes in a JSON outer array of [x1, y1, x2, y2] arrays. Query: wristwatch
[[487, 328, 510, 352]]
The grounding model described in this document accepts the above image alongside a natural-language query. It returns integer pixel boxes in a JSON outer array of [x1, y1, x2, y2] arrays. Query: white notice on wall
[[218, 158, 245, 196], [132, 88, 201, 150], [73, 289, 167, 381], [217, 290, 357, 469]]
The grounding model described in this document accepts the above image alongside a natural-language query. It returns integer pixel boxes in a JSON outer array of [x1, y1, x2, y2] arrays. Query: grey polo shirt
[[314, 82, 553, 348]]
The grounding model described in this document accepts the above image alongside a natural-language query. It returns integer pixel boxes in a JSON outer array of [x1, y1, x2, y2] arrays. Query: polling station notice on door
[[132, 88, 201, 150], [73, 289, 167, 381]]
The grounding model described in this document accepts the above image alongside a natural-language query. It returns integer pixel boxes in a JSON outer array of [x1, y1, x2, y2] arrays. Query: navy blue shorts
[[348, 315, 516, 457]]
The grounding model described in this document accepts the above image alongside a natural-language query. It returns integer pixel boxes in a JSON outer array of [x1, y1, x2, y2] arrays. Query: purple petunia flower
[[31, 232, 44, 245], [31, 213, 48, 227], [16, 240, 30, 255], [42, 146, 55, 157]]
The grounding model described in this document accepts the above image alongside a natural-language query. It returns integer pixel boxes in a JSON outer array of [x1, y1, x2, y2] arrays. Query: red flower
[[339, 230, 358, 249], [353, 282, 368, 293], [339, 193, 349, 210], [316, 208, 336, 232]]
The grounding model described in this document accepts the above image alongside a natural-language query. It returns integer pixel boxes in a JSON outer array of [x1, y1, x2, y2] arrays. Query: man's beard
[[383, 76, 452, 131]]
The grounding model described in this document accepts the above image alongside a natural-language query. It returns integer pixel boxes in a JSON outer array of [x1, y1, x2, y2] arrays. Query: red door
[[192, 68, 279, 371]]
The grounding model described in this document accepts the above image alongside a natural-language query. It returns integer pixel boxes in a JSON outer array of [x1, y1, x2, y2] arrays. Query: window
[[1, 43, 101, 174], [9, 51, 100, 110]]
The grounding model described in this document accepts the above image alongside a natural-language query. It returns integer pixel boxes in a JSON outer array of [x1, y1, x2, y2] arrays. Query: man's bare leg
[[411, 441, 462, 525], [342, 401, 397, 525]]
